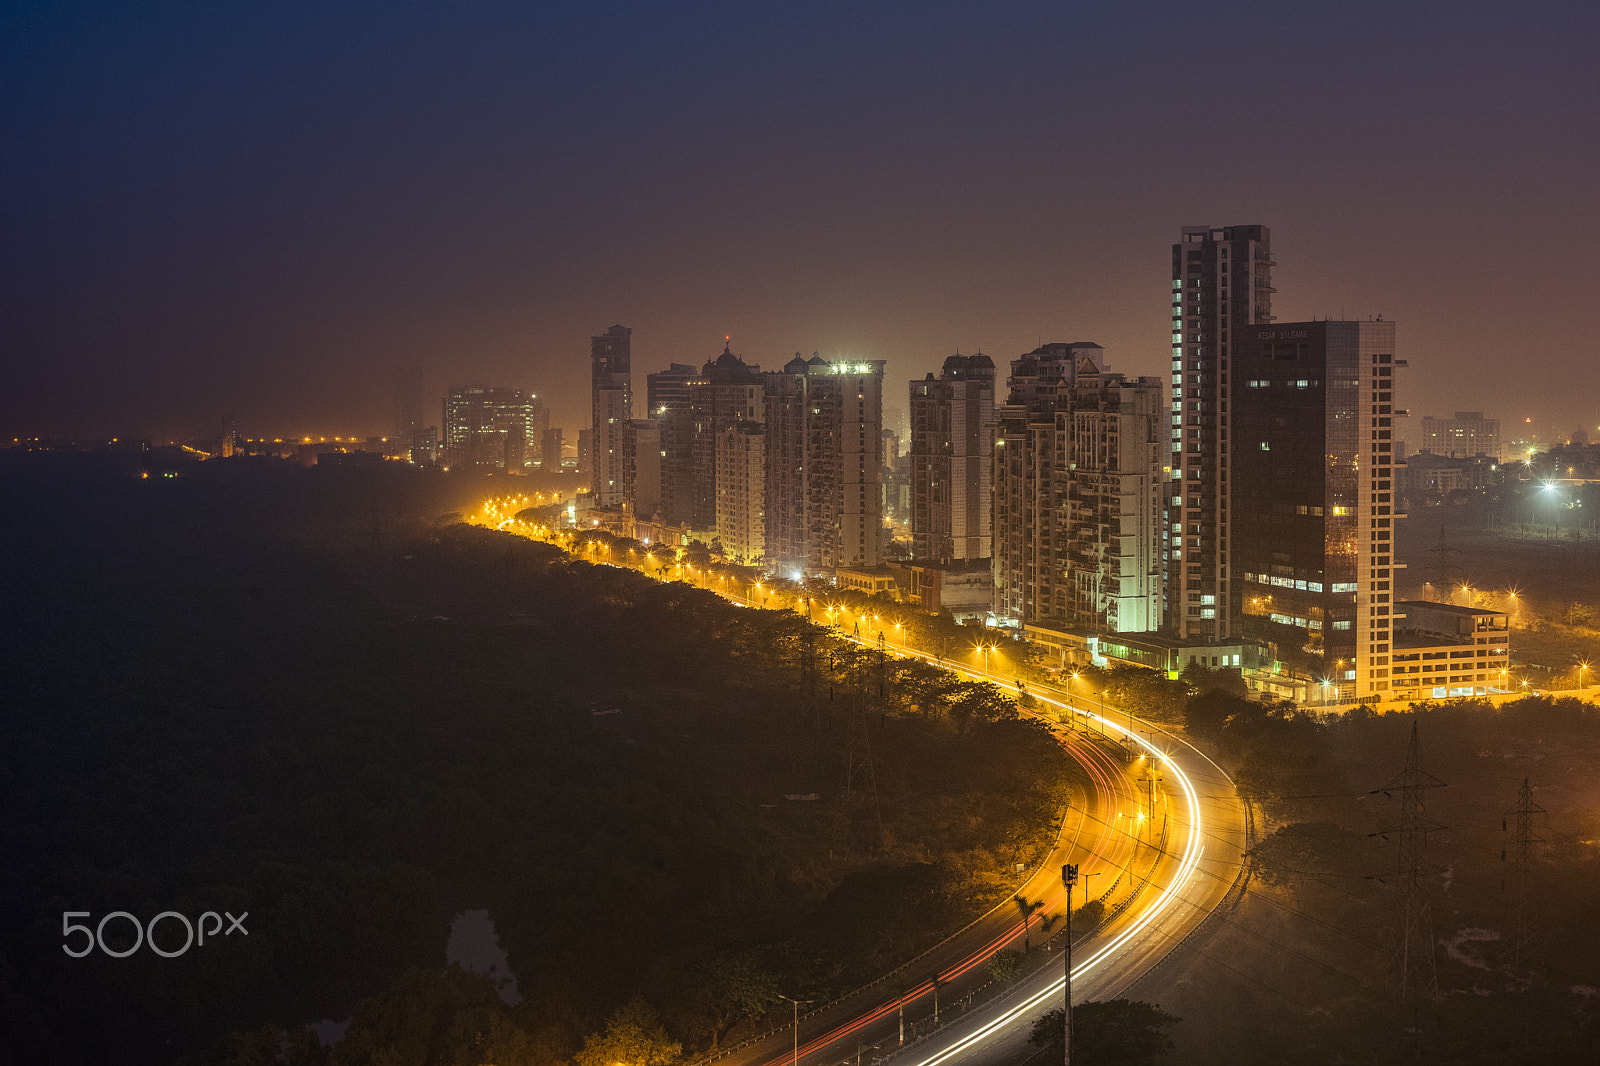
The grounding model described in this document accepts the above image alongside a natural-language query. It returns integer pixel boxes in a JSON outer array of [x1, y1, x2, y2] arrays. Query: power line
[[1371, 718, 1446, 1055], [1503, 777, 1547, 966]]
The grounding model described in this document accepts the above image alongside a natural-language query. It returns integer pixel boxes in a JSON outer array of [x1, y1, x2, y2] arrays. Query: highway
[[474, 504, 1250, 1065], [708, 660, 1248, 1066]]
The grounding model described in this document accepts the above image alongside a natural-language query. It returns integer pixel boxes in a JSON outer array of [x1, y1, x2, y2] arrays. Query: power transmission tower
[[876, 630, 888, 703], [1373, 720, 1446, 1030], [840, 652, 885, 851], [1502, 777, 1546, 965], [799, 625, 819, 727], [1419, 531, 1465, 600]]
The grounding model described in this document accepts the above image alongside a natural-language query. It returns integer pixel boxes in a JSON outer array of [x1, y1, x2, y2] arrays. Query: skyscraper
[[1167, 225, 1276, 642], [909, 354, 996, 562], [442, 385, 544, 470], [1234, 319, 1402, 701], [590, 325, 633, 507], [763, 355, 884, 576], [688, 345, 763, 531], [646, 363, 699, 526], [992, 344, 1163, 634], [638, 346, 763, 531], [646, 363, 698, 416], [992, 342, 1105, 627], [540, 427, 563, 468], [630, 418, 662, 520], [394, 365, 424, 442], [716, 421, 765, 564]]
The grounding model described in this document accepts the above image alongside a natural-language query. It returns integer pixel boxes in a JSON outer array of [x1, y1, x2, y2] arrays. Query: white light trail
[[911, 695, 1209, 1066]]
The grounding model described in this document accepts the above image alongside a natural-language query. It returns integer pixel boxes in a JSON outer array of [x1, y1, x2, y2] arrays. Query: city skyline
[[4, 2, 1597, 442]]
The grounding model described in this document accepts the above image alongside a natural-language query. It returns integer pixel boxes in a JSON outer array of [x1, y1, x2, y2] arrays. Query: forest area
[[0, 452, 1076, 1066]]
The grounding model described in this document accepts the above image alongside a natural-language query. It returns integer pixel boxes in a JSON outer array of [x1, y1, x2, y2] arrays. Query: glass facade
[[1235, 321, 1385, 695]]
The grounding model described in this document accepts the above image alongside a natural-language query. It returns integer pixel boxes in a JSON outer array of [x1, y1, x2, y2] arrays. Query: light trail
[[907, 694, 1210, 1066], [475, 514, 1225, 1065], [749, 639, 1157, 1066]]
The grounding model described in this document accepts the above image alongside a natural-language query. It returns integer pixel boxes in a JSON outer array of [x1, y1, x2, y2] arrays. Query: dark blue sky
[[4, 0, 1597, 443]]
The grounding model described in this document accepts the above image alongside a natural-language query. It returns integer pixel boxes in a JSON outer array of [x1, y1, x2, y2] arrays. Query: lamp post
[[776, 994, 813, 1066], [1062, 863, 1078, 1066]]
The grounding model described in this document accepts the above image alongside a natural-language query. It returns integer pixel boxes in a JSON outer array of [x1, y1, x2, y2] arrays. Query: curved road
[[475, 506, 1248, 1066], [716, 657, 1248, 1066]]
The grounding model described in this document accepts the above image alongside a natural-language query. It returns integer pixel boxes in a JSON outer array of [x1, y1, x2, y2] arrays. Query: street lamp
[[776, 994, 813, 1066], [1062, 863, 1078, 1066]]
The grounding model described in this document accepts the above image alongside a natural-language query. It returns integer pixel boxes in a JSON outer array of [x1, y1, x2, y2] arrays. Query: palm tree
[[1013, 895, 1042, 954]]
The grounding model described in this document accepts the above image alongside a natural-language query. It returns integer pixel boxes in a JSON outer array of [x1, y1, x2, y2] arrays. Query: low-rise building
[[835, 565, 898, 597], [888, 559, 994, 623], [1389, 600, 1511, 700]]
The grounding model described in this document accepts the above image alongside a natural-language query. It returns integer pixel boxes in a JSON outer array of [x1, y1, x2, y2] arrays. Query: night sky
[[4, 0, 1597, 444]]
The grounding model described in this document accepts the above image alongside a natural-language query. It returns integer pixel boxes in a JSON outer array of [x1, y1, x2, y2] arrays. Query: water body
[[446, 908, 522, 1005]]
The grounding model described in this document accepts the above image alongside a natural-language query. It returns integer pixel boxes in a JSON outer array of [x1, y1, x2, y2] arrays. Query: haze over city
[[7, 4, 1600, 1066], [4, 0, 1597, 441]]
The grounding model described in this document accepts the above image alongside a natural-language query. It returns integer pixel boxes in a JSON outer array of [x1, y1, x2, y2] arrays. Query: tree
[[1247, 821, 1378, 891], [1028, 999, 1179, 1064], [1012, 895, 1042, 953], [575, 998, 682, 1066], [198, 1025, 329, 1066], [1104, 666, 1189, 724], [948, 682, 1014, 734], [1184, 690, 1256, 742], [329, 966, 531, 1066], [1179, 660, 1248, 700], [987, 949, 1023, 985], [666, 952, 778, 1051], [1564, 603, 1600, 629]]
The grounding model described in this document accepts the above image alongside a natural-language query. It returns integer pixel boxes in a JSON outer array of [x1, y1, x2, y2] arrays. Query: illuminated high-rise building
[[1166, 224, 1276, 641], [763, 356, 884, 576], [1234, 319, 1403, 701], [645, 365, 699, 526], [716, 421, 766, 564], [442, 385, 544, 470], [909, 354, 995, 562], [688, 345, 763, 531], [590, 325, 633, 507], [992, 344, 1163, 633]]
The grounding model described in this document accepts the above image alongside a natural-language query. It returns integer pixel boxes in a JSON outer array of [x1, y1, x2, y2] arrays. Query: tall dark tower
[[394, 364, 424, 443], [1166, 225, 1275, 642], [590, 325, 633, 507], [1234, 319, 1401, 701]]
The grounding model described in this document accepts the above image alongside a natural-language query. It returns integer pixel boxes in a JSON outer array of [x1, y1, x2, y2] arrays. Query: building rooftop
[[1394, 600, 1506, 618]]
